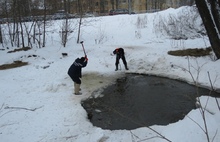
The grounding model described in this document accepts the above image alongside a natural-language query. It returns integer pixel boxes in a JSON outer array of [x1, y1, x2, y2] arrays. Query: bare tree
[[110, 0, 115, 9], [42, 0, 47, 47], [208, 0, 220, 34], [195, 0, 220, 59], [9, 0, 28, 48], [174, 58, 219, 142], [75, 0, 98, 44], [146, 0, 166, 11], [62, 0, 69, 47], [77, 0, 83, 43], [0, 25, 2, 44], [35, 21, 43, 48], [23, 21, 35, 48], [100, 0, 106, 13]]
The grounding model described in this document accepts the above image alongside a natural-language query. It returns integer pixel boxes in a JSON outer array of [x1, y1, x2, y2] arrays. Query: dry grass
[[0, 47, 31, 70], [168, 47, 212, 57], [7, 47, 31, 53], [0, 61, 28, 70]]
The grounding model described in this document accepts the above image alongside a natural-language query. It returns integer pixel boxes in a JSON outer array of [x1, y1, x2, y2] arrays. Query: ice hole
[[81, 74, 220, 130]]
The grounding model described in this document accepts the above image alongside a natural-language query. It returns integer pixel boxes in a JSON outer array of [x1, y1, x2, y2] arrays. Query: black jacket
[[113, 48, 125, 57], [68, 58, 87, 78]]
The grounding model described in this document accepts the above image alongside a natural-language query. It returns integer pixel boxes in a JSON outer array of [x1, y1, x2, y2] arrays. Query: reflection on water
[[81, 74, 219, 130]]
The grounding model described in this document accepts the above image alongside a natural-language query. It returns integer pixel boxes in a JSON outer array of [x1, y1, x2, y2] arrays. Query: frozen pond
[[81, 74, 220, 130]]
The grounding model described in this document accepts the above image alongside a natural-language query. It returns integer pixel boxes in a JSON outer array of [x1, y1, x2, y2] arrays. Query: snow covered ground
[[0, 6, 220, 142]]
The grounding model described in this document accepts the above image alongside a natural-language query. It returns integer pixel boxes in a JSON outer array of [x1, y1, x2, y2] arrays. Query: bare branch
[[208, 71, 220, 111], [4, 106, 43, 112], [0, 123, 18, 128], [186, 115, 206, 133], [212, 129, 218, 142]]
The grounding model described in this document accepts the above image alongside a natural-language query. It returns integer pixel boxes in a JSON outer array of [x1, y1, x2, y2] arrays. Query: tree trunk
[[0, 25, 3, 44], [111, 0, 115, 9], [77, 0, 83, 44], [16, 23, 20, 47], [115, 0, 119, 9], [77, 17, 82, 44], [63, 0, 68, 47], [19, 21, 25, 48], [209, 0, 220, 34], [42, 0, 46, 47], [195, 0, 220, 59]]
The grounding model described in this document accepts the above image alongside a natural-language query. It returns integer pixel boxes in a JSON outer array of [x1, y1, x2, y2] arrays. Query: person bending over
[[113, 48, 129, 71]]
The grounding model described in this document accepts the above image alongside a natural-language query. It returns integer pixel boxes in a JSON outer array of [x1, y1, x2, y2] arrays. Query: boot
[[125, 65, 129, 70], [74, 83, 82, 95], [115, 65, 118, 71]]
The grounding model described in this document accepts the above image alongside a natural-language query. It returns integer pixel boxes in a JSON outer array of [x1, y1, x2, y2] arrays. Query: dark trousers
[[115, 55, 127, 67], [70, 75, 81, 84]]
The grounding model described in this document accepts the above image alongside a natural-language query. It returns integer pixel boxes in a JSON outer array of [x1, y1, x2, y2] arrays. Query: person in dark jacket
[[68, 56, 88, 95], [113, 48, 129, 71]]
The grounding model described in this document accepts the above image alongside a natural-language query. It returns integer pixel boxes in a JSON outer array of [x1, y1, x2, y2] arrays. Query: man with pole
[[68, 41, 88, 95]]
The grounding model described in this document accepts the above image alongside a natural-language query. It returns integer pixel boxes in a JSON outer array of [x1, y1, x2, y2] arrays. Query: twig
[[4, 106, 43, 111], [130, 130, 141, 141], [0, 103, 4, 110], [212, 129, 218, 142], [0, 110, 17, 118], [207, 71, 220, 111], [175, 58, 213, 142], [186, 115, 206, 133], [0, 122, 18, 128], [137, 136, 161, 142], [99, 103, 172, 142]]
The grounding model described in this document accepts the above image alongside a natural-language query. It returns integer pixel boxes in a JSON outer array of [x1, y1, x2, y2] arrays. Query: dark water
[[81, 74, 220, 130]]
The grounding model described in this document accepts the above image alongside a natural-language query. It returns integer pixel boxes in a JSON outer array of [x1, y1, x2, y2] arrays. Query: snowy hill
[[0, 6, 220, 142]]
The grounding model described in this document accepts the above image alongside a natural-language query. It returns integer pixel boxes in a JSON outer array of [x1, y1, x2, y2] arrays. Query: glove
[[85, 56, 88, 61]]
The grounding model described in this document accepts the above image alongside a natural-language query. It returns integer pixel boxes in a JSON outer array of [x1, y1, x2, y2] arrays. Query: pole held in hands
[[80, 41, 87, 57]]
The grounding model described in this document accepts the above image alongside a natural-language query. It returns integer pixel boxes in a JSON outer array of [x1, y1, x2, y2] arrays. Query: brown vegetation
[[7, 47, 31, 53], [168, 47, 212, 57], [0, 61, 28, 70]]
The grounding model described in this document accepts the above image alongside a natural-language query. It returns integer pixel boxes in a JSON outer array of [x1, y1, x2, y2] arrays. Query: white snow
[[0, 6, 220, 142]]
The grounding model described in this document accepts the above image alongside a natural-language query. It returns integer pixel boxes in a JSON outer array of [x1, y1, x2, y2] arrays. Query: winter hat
[[80, 57, 85, 61]]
